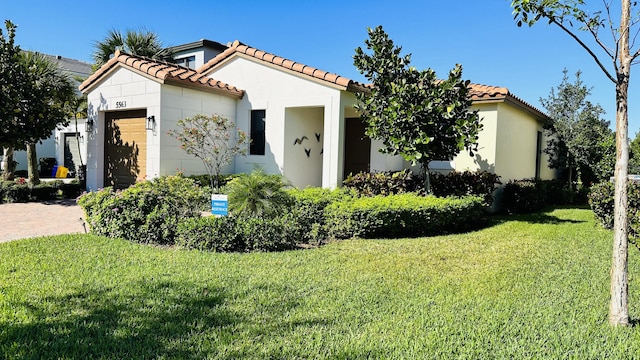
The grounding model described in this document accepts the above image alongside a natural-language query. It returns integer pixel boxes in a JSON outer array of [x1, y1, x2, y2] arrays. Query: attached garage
[[103, 109, 147, 189]]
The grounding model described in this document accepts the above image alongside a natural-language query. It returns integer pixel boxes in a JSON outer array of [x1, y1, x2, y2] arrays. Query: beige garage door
[[104, 109, 147, 189]]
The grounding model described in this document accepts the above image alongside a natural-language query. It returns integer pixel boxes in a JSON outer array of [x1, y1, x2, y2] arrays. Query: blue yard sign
[[211, 194, 229, 216]]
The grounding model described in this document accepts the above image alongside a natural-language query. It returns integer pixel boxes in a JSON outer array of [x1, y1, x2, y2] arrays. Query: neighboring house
[[6, 54, 92, 177], [429, 84, 556, 181], [78, 39, 555, 191]]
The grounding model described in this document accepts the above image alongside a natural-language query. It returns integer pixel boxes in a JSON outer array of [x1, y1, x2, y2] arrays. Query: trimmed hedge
[[343, 169, 500, 206], [343, 169, 420, 196], [588, 181, 640, 239], [176, 215, 298, 252], [287, 187, 356, 245], [503, 179, 588, 214], [430, 171, 500, 205], [325, 194, 487, 239], [0, 179, 83, 203], [78, 175, 209, 245]]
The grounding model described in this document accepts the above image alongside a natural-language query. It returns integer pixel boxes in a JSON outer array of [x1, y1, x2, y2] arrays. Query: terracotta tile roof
[[198, 40, 370, 93], [469, 83, 549, 120], [79, 50, 244, 98]]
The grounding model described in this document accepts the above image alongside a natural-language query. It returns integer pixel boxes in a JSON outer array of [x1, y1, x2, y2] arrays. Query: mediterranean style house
[[78, 39, 555, 191]]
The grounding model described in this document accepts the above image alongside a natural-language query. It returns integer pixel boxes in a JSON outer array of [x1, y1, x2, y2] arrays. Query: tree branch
[[548, 16, 617, 83]]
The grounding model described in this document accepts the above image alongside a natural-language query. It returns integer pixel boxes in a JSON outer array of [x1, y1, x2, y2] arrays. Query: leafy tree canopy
[[353, 26, 482, 188], [0, 20, 75, 150], [540, 69, 613, 185]]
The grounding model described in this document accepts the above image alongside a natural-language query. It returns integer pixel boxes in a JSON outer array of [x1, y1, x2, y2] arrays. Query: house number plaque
[[115, 101, 127, 109]]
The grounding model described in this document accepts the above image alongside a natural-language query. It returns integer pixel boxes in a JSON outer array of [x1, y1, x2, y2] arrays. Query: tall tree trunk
[[2, 147, 15, 181], [26, 142, 40, 185], [610, 0, 631, 327]]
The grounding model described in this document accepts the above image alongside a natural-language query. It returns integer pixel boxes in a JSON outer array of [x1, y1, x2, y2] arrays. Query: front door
[[104, 109, 147, 189], [63, 133, 81, 176], [343, 117, 371, 179]]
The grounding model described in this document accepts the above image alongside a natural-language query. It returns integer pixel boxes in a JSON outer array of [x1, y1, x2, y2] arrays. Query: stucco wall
[[84, 67, 161, 191], [205, 57, 348, 188], [452, 103, 499, 173], [158, 85, 238, 177], [494, 102, 549, 181], [283, 107, 324, 188], [10, 135, 56, 172]]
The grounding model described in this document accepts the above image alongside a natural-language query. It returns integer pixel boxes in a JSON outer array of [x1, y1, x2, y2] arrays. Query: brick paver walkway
[[0, 199, 87, 243]]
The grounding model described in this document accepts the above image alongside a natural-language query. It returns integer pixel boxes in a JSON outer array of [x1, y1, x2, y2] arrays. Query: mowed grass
[[2, 208, 640, 359]]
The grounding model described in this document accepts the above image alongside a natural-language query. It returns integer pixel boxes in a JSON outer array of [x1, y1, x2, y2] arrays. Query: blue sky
[[4, 0, 638, 134]]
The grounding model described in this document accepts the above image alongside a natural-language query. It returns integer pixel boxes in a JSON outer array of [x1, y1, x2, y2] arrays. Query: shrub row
[[0, 180, 83, 203], [503, 179, 588, 214], [588, 181, 640, 239], [176, 215, 298, 252], [343, 169, 500, 206], [343, 169, 421, 196], [325, 194, 487, 239], [78, 176, 209, 245], [430, 171, 501, 205], [80, 175, 490, 252]]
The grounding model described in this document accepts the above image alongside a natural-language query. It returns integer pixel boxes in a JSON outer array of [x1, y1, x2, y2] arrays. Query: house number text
[[115, 101, 127, 109]]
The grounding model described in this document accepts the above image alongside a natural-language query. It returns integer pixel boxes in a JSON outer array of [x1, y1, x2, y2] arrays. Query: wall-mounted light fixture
[[146, 115, 156, 131], [86, 118, 95, 133]]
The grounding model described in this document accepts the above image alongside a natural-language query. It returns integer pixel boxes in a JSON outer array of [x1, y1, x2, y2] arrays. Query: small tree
[[353, 26, 482, 193], [19, 51, 75, 185], [168, 114, 248, 192], [541, 69, 612, 188], [512, 0, 638, 327]]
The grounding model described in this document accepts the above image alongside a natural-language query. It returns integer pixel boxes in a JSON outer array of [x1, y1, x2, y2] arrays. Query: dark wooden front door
[[104, 109, 147, 189], [343, 117, 371, 179]]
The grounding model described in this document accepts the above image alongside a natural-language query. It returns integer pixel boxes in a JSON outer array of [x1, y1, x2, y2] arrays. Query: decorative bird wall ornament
[[304, 148, 311, 158], [315, 132, 321, 142], [293, 135, 309, 145]]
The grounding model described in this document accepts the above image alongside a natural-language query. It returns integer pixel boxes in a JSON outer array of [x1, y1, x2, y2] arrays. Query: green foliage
[[540, 69, 613, 186], [287, 187, 357, 245], [343, 169, 501, 206], [92, 28, 173, 69], [0, 180, 29, 203], [168, 114, 248, 191], [502, 178, 587, 214], [60, 181, 83, 199], [588, 181, 640, 241], [503, 180, 546, 214], [224, 168, 292, 218], [78, 175, 208, 245], [176, 214, 298, 252], [325, 194, 487, 239], [186, 173, 238, 190], [30, 183, 58, 201], [342, 169, 421, 196], [353, 26, 482, 187], [430, 171, 501, 205], [176, 216, 244, 252]]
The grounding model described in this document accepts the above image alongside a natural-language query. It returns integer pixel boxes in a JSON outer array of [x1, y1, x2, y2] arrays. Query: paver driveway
[[0, 199, 87, 243]]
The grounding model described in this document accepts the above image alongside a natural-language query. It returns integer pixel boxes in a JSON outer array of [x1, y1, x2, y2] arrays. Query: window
[[175, 55, 196, 69], [250, 110, 266, 155]]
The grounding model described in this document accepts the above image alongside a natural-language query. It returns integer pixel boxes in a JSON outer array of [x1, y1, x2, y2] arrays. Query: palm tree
[[19, 51, 75, 184], [226, 169, 292, 218], [92, 29, 172, 69]]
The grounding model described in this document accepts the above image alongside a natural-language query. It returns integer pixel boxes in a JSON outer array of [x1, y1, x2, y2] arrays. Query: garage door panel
[[104, 110, 147, 189]]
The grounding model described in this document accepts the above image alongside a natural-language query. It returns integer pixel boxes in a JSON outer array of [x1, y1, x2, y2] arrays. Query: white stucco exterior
[[204, 55, 356, 188], [79, 40, 557, 193]]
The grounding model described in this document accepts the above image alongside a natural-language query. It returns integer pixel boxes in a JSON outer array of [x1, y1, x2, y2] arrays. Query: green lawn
[[2, 208, 640, 359]]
